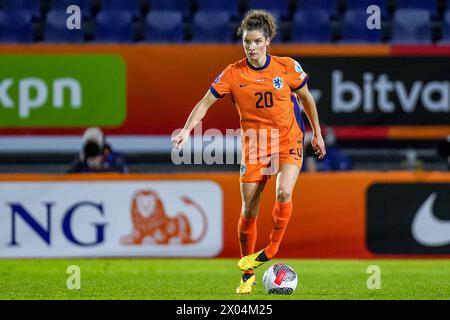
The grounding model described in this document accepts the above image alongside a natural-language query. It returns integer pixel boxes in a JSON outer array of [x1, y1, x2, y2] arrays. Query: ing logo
[[120, 190, 208, 245]]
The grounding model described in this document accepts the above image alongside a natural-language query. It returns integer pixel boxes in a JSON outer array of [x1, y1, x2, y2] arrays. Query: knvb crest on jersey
[[273, 77, 283, 90]]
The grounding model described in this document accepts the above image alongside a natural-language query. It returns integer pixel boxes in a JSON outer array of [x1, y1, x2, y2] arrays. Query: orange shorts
[[239, 145, 304, 183]]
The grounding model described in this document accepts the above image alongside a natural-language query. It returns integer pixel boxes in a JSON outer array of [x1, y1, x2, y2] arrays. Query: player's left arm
[[295, 84, 326, 159]]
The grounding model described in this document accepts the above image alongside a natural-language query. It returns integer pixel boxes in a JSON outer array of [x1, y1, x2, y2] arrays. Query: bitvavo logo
[[332, 70, 449, 113]]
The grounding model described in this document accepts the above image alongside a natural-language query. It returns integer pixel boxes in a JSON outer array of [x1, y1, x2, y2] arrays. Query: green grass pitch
[[0, 259, 449, 300]]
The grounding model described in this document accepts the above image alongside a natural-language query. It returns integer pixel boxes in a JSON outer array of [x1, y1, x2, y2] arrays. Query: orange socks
[[238, 215, 257, 259], [265, 201, 292, 259], [238, 201, 292, 263]]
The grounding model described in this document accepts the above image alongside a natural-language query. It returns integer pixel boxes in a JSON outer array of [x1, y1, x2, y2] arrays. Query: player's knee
[[241, 204, 258, 218], [276, 189, 291, 203]]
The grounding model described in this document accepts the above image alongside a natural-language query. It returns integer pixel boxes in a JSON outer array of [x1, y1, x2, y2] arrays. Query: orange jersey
[[210, 54, 308, 161]]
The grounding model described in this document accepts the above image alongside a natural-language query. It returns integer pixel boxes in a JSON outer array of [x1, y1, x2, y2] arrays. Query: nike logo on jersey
[[412, 193, 450, 247], [239, 84, 249, 88]]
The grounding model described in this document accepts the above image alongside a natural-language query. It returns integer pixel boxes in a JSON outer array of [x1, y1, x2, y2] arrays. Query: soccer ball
[[263, 263, 298, 295]]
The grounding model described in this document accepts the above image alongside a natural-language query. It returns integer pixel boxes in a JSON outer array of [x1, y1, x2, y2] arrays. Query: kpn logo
[[0, 55, 126, 127]]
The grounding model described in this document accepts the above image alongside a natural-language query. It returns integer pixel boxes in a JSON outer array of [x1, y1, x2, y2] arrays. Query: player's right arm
[[172, 90, 218, 150]]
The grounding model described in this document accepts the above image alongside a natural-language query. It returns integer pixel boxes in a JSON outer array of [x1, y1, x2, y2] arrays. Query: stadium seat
[[196, 0, 239, 18], [438, 11, 450, 44], [395, 0, 437, 16], [149, 0, 191, 17], [0, 0, 41, 16], [295, 0, 338, 17], [391, 9, 432, 44], [144, 10, 184, 42], [291, 9, 331, 43], [44, 9, 84, 43], [346, 0, 389, 17], [266, 11, 282, 42], [340, 9, 383, 43], [192, 10, 231, 43], [95, 10, 134, 42], [98, 0, 142, 16], [247, 0, 290, 18], [50, 0, 91, 13], [0, 10, 34, 43]]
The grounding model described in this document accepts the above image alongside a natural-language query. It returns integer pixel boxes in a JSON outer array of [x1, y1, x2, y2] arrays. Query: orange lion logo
[[120, 190, 208, 245]]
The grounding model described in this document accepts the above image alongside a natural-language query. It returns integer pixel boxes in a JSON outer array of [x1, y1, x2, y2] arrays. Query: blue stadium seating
[[44, 9, 84, 43], [266, 11, 282, 42], [0, 0, 444, 44], [95, 10, 134, 42], [438, 11, 450, 44], [144, 10, 184, 42], [346, 0, 389, 17], [247, 0, 290, 18], [99, 0, 142, 16], [50, 0, 91, 13], [395, 0, 437, 15], [149, 0, 191, 17], [341, 9, 383, 43], [0, 0, 40, 17], [196, 0, 239, 18], [192, 10, 231, 43], [295, 0, 338, 17], [0, 10, 33, 43], [291, 9, 331, 43], [391, 9, 432, 44]]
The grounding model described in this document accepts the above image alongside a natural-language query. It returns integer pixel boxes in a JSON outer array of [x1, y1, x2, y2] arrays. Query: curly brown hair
[[237, 10, 278, 40]]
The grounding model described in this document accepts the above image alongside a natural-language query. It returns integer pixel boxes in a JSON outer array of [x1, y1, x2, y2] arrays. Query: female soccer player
[[172, 10, 326, 294]]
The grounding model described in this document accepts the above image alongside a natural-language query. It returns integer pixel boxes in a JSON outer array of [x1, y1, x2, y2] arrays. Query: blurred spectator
[[68, 127, 129, 173], [437, 135, 450, 170], [401, 147, 423, 171], [304, 127, 352, 172]]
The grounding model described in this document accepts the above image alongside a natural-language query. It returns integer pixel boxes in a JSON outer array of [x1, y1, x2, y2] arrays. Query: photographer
[[68, 127, 129, 173]]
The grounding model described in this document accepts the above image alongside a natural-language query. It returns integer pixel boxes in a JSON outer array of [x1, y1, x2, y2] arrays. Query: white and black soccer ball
[[263, 263, 298, 295]]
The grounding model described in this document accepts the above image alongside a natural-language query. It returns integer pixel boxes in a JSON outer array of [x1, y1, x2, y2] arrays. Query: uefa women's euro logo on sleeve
[[294, 61, 303, 73], [294, 60, 307, 81]]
